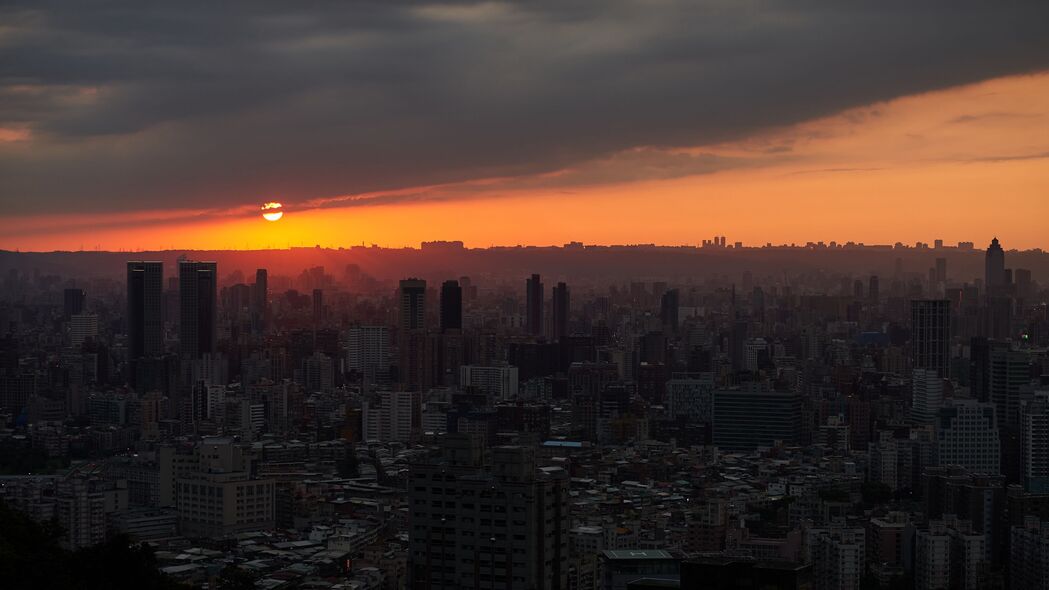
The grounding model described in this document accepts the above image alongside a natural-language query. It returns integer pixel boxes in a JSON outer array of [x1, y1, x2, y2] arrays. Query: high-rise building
[[346, 326, 390, 386], [551, 281, 570, 342], [660, 288, 679, 336], [363, 390, 420, 442], [868, 275, 880, 302], [440, 279, 462, 332], [175, 438, 275, 537], [127, 261, 163, 360], [312, 288, 324, 325], [912, 368, 944, 424], [912, 300, 950, 379], [69, 313, 98, 347], [408, 435, 569, 590], [178, 261, 217, 359], [399, 278, 427, 332], [935, 257, 947, 285], [526, 273, 544, 337], [985, 237, 1006, 297], [63, 287, 85, 318], [1010, 517, 1049, 589], [935, 399, 1000, 475], [252, 268, 268, 332], [459, 365, 519, 401], [806, 527, 865, 590], [914, 517, 987, 590], [989, 346, 1029, 430], [1021, 395, 1049, 493]]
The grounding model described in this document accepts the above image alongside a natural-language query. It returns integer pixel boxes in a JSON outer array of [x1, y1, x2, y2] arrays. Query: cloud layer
[[2, 0, 1048, 214]]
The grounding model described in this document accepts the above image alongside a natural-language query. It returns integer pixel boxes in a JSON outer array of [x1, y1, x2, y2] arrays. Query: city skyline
[[3, 3, 1049, 589]]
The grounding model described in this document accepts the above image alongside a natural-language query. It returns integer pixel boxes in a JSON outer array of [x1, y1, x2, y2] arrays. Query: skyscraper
[[127, 261, 163, 360], [179, 261, 217, 359], [440, 279, 462, 332], [660, 288, 679, 336], [912, 368, 944, 424], [526, 273, 544, 337], [408, 435, 569, 589], [551, 281, 570, 341], [63, 288, 85, 319], [912, 299, 950, 379], [985, 237, 1005, 297], [252, 268, 268, 333], [399, 278, 427, 331], [312, 288, 324, 325]]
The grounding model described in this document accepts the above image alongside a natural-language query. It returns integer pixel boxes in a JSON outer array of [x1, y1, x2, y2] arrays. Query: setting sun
[[261, 202, 284, 221]]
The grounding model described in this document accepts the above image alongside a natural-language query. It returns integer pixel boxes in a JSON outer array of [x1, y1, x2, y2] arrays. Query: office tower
[[935, 257, 947, 284], [1014, 268, 1033, 300], [178, 261, 217, 359], [806, 527, 865, 590], [1010, 517, 1049, 589], [1022, 396, 1049, 493], [551, 281, 570, 341], [346, 326, 390, 386], [730, 319, 748, 371], [253, 268, 267, 310], [912, 368, 944, 424], [399, 279, 429, 391], [986, 237, 1006, 297], [712, 389, 802, 450], [986, 346, 1029, 432], [69, 314, 98, 347], [312, 288, 324, 325], [912, 300, 950, 379], [868, 275, 880, 302], [525, 273, 544, 337], [459, 365, 519, 401], [251, 268, 268, 332], [362, 390, 421, 442], [660, 288, 679, 336], [407, 435, 569, 590], [935, 400, 1000, 475], [666, 374, 715, 423], [127, 261, 164, 360], [399, 278, 426, 332], [63, 288, 85, 318], [439, 279, 462, 332]]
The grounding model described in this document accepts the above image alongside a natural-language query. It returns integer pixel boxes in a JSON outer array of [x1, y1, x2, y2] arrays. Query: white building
[[459, 365, 519, 401], [363, 391, 419, 443], [806, 527, 866, 590], [915, 517, 986, 590]]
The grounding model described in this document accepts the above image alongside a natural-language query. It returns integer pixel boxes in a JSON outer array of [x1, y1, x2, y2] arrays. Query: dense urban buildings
[[0, 237, 1048, 589]]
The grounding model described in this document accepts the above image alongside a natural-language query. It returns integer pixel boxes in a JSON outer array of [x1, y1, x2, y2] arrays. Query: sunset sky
[[2, 2, 1048, 251]]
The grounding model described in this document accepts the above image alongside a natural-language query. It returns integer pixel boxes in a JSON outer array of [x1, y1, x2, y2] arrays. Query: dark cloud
[[1, 0, 1048, 214]]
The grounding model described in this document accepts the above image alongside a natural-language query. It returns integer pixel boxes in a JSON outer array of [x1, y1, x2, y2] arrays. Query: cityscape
[[3, 2, 1049, 590], [1, 239, 1048, 589]]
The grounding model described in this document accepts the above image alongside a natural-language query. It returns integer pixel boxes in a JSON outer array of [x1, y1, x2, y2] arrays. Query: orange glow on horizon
[[3, 72, 1049, 252]]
